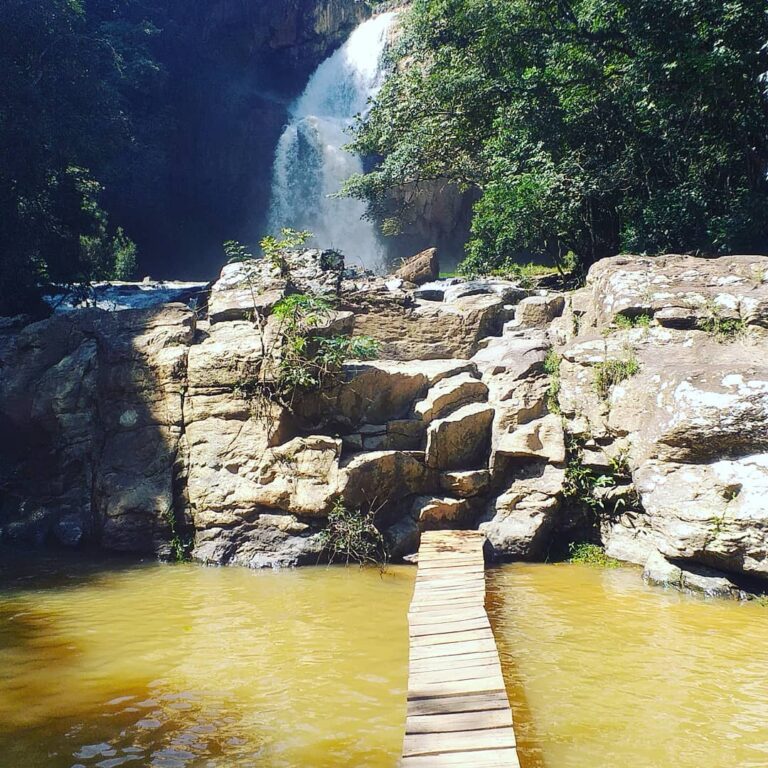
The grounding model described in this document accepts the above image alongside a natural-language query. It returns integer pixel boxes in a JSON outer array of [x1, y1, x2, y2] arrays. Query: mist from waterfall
[[267, 13, 396, 272]]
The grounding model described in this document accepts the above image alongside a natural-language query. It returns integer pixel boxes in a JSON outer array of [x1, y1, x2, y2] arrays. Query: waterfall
[[267, 13, 396, 272]]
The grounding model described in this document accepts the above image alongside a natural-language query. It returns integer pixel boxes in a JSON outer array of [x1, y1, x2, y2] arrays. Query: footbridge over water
[[402, 530, 521, 767]]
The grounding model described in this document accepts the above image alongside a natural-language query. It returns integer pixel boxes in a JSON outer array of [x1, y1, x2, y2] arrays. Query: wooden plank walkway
[[402, 530, 521, 768]]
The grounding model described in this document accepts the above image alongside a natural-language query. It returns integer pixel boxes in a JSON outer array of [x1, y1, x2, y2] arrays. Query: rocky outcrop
[[508, 294, 566, 330], [415, 373, 488, 422], [0, 251, 564, 566], [6, 250, 768, 596], [493, 414, 566, 465], [554, 253, 768, 590], [0, 305, 194, 554], [208, 249, 345, 322], [425, 403, 495, 470], [479, 463, 566, 559], [344, 289, 516, 361]]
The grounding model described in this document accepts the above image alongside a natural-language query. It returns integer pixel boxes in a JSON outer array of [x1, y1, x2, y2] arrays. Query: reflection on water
[[487, 563, 768, 768], [0, 550, 414, 768], [5, 552, 768, 768]]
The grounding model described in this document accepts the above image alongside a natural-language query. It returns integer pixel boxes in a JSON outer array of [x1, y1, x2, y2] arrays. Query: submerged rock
[[642, 550, 744, 599]]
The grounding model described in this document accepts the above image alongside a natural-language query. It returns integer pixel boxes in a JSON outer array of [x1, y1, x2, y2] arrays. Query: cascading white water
[[267, 13, 396, 271]]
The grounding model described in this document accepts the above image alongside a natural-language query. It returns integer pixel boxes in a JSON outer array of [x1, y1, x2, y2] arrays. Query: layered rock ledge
[[2, 250, 768, 597]]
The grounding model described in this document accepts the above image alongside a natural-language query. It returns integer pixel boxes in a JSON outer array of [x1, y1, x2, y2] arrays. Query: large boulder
[[493, 415, 566, 467], [508, 294, 565, 330], [384, 514, 421, 560], [556, 253, 768, 588], [414, 372, 488, 423], [192, 512, 323, 569], [480, 463, 565, 559], [635, 456, 768, 580], [425, 403, 494, 470], [338, 450, 434, 511], [411, 495, 476, 530], [0, 305, 195, 554], [347, 291, 515, 360], [395, 247, 439, 285], [472, 330, 549, 377], [642, 550, 743, 598], [315, 359, 476, 429], [439, 470, 490, 498], [576, 253, 768, 331]]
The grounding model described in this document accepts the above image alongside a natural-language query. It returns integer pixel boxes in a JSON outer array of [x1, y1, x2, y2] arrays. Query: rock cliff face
[[3, 251, 768, 597], [551, 254, 768, 595]]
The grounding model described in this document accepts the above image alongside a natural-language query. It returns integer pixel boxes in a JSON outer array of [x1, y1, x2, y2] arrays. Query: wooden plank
[[403, 726, 516, 756], [410, 628, 496, 646], [401, 748, 521, 768], [406, 708, 513, 734], [403, 530, 520, 767], [407, 692, 512, 717], [408, 679, 507, 698], [410, 639, 498, 660], [408, 653, 500, 674], [408, 669, 503, 689], [409, 618, 490, 636], [408, 609, 488, 624]]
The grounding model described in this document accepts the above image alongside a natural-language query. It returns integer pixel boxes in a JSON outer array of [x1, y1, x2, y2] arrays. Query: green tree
[[346, 0, 768, 274], [0, 0, 164, 314]]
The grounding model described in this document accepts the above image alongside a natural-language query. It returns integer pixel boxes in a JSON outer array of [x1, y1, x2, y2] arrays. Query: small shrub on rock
[[593, 354, 640, 398], [614, 313, 652, 330], [568, 542, 621, 568], [543, 348, 562, 414], [698, 304, 746, 341], [320, 499, 387, 566], [272, 294, 379, 404]]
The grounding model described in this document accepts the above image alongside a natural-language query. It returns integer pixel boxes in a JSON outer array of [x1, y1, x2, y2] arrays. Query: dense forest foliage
[[0, 0, 170, 315], [347, 0, 768, 274], [3, 0, 767, 315]]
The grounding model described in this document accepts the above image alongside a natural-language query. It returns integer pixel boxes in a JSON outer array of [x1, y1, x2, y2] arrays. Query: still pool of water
[[487, 563, 768, 768], [4, 553, 768, 768], [0, 552, 414, 768]]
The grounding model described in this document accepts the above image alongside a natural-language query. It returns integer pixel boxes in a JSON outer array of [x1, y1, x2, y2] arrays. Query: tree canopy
[[346, 0, 768, 274], [0, 0, 166, 315]]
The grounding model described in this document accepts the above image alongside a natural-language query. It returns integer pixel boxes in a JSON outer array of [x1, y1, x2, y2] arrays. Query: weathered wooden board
[[401, 747, 521, 768], [402, 530, 521, 767]]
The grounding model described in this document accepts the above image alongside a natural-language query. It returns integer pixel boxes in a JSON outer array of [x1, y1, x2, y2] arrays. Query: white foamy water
[[267, 13, 396, 271]]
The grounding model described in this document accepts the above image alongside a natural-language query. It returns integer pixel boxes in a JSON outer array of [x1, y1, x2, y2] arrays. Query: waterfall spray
[[267, 13, 396, 272]]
